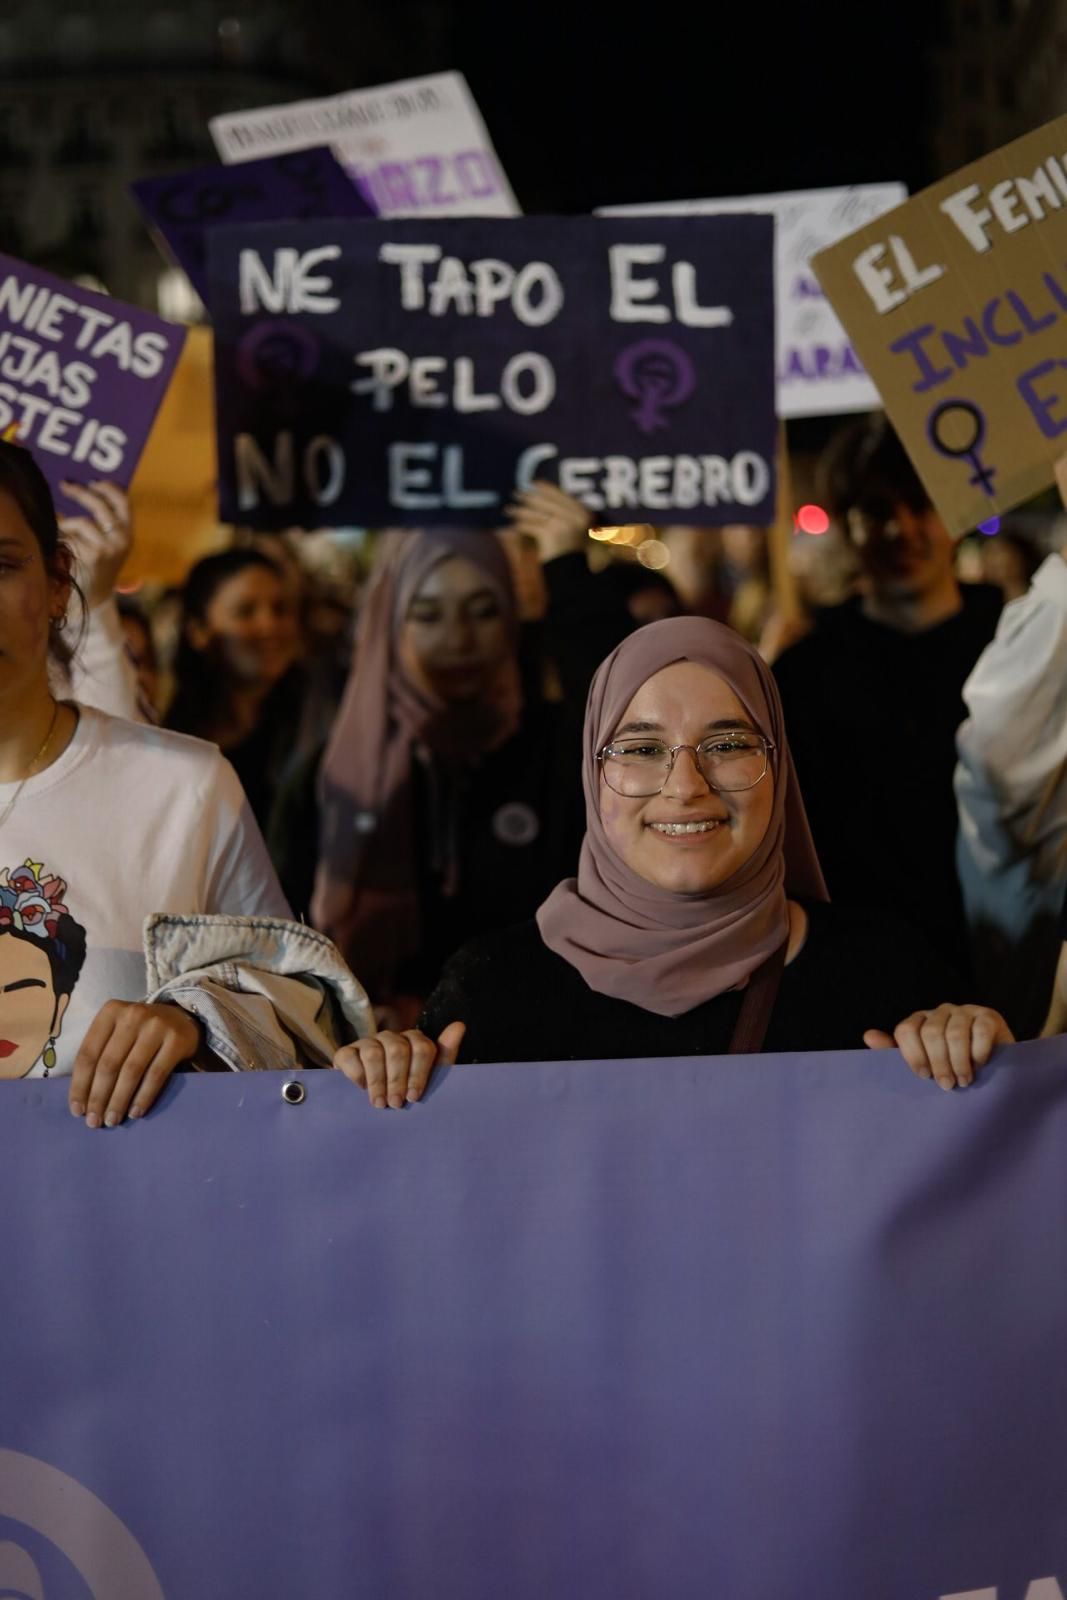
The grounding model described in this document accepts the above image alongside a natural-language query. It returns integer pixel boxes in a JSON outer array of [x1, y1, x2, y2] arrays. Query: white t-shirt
[[0, 707, 291, 1080]]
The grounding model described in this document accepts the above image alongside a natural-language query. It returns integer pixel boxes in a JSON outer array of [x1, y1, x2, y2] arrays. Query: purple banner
[[0, 255, 185, 515], [131, 148, 374, 306], [205, 214, 776, 528], [1, 1042, 1065, 1598]]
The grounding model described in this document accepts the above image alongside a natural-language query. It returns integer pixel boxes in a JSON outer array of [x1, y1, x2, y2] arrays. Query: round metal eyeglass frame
[[597, 736, 775, 798]]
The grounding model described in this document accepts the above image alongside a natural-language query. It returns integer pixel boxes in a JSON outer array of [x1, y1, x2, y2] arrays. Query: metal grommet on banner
[[281, 1080, 306, 1105]]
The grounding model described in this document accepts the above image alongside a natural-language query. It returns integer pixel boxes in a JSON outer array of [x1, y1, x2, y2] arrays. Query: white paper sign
[[210, 70, 519, 219], [599, 184, 906, 417]]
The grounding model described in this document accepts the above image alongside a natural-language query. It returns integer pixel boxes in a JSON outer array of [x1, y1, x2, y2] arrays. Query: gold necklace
[[0, 702, 61, 831]]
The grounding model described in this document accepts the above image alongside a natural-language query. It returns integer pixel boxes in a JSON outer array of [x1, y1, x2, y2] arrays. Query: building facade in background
[[934, 0, 1067, 174], [0, 1, 315, 307]]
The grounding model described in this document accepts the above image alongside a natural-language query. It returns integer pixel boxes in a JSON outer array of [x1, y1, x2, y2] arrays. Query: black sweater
[[773, 587, 1001, 967], [420, 902, 960, 1062]]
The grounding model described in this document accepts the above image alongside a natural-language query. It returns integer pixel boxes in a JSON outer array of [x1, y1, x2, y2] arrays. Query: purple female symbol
[[237, 320, 321, 391], [613, 339, 697, 435], [925, 397, 998, 497]]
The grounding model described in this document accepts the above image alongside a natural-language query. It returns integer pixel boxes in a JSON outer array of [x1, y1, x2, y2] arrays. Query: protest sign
[[0, 254, 185, 514], [210, 70, 520, 218], [1, 1042, 1066, 1598], [206, 214, 777, 529], [131, 147, 373, 306], [600, 184, 906, 417], [813, 113, 1067, 536]]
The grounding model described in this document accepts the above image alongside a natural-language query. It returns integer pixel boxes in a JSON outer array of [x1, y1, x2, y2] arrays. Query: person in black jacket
[[332, 617, 1012, 1104], [773, 417, 1001, 965]]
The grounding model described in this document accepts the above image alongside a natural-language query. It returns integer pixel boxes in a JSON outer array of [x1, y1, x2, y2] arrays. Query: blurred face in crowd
[[599, 660, 774, 896], [187, 565, 298, 691], [846, 494, 956, 600], [0, 489, 69, 711], [399, 556, 511, 701], [626, 582, 678, 626], [120, 611, 160, 710], [720, 524, 765, 575]]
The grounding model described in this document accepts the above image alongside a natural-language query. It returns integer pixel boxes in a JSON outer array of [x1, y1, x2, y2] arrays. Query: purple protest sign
[[205, 214, 777, 528], [131, 147, 375, 306], [0, 1042, 1065, 1598], [0, 255, 185, 514]]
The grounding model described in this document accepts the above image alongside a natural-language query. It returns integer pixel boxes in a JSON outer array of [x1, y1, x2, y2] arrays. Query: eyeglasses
[[598, 732, 774, 798]]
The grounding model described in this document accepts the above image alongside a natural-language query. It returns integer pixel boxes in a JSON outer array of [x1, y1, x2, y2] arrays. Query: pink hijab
[[536, 616, 827, 1017], [311, 528, 521, 995]]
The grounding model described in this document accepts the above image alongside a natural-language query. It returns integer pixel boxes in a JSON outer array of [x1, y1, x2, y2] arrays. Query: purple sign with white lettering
[[205, 214, 776, 528], [0, 254, 185, 514], [0, 1043, 1065, 1598], [131, 147, 375, 305]]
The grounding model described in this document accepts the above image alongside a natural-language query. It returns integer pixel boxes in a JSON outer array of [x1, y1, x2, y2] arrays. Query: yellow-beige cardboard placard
[[812, 114, 1067, 536]]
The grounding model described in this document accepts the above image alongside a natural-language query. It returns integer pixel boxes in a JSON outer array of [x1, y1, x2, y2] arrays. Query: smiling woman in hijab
[[334, 615, 1014, 1101], [310, 528, 584, 1020]]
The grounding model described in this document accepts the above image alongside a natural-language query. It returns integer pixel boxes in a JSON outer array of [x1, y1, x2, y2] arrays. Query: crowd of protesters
[[4, 406, 1066, 1122]]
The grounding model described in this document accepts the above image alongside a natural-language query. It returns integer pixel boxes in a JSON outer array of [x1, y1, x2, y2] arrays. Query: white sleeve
[[63, 599, 147, 723], [956, 555, 1067, 866], [202, 757, 294, 919]]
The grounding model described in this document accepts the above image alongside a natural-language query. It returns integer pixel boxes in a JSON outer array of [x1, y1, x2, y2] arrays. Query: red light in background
[[795, 504, 830, 536]]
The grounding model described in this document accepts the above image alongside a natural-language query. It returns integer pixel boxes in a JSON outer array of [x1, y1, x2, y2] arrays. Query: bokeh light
[[795, 504, 830, 536], [636, 539, 670, 570]]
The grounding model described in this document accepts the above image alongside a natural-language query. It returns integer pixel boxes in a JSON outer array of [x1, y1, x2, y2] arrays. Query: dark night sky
[[317, 0, 948, 214]]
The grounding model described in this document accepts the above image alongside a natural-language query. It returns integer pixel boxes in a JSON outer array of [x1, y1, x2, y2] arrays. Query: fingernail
[[104, 1112, 118, 1128], [86, 1112, 101, 1129], [388, 1094, 405, 1109], [372, 1095, 387, 1109], [406, 1089, 420, 1103], [69, 1101, 84, 1117], [939, 1081, 954, 1093], [128, 1105, 143, 1120]]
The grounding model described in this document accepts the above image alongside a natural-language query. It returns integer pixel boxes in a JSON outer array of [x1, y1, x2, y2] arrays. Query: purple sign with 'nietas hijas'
[[0, 254, 185, 515], [131, 147, 375, 306], [206, 214, 777, 529]]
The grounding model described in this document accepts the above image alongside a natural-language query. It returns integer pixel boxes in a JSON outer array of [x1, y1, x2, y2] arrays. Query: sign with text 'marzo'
[[0, 254, 185, 516], [207, 215, 777, 529], [814, 113, 1067, 536], [210, 71, 520, 219]]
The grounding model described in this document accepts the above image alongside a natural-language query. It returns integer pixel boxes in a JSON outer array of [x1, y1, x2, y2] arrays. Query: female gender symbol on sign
[[925, 398, 998, 498], [613, 339, 697, 435]]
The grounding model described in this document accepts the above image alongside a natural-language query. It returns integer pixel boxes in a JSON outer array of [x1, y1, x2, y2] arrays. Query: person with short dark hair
[[166, 548, 321, 835], [772, 417, 1002, 963]]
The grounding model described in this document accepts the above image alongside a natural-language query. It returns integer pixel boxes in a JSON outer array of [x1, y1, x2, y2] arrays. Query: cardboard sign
[[813, 113, 1067, 536], [131, 148, 374, 305], [210, 71, 519, 219], [205, 214, 777, 529], [600, 185, 906, 417], [0, 254, 185, 514]]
